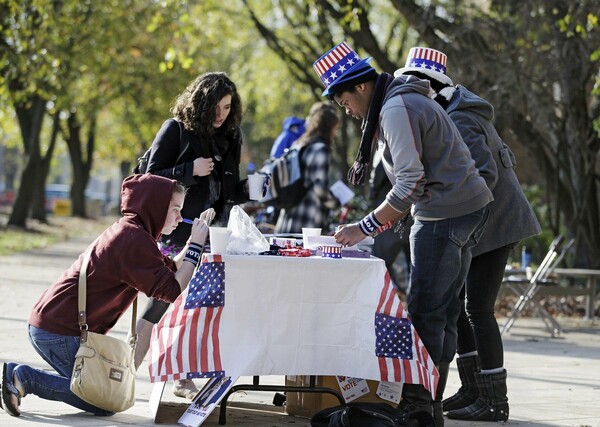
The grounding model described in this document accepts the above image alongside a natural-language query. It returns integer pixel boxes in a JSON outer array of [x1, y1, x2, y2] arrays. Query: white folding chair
[[501, 235, 575, 337]]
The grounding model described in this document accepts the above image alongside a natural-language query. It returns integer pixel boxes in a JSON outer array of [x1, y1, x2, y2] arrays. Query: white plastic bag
[[226, 205, 270, 254]]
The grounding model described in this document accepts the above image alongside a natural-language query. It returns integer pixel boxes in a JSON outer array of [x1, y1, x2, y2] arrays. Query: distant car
[[0, 190, 16, 208], [45, 184, 109, 215], [45, 184, 71, 214]]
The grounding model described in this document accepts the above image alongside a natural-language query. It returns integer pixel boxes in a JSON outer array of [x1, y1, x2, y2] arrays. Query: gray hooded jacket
[[446, 86, 541, 256], [378, 75, 493, 219]]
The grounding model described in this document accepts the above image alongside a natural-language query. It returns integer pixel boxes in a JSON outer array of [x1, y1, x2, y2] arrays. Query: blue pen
[[183, 215, 214, 226]]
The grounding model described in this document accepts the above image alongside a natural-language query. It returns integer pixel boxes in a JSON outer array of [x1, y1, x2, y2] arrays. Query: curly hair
[[296, 102, 339, 147], [170, 72, 242, 138]]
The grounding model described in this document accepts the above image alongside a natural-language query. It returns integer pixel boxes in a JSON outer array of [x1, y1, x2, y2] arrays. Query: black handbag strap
[[175, 119, 190, 164], [77, 243, 137, 342]]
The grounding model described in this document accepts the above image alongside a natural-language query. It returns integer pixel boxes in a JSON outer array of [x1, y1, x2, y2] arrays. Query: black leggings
[[141, 298, 171, 323], [456, 243, 515, 370]]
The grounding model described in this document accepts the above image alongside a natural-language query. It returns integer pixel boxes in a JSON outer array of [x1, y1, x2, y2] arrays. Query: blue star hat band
[[394, 46, 454, 86], [313, 41, 376, 97]]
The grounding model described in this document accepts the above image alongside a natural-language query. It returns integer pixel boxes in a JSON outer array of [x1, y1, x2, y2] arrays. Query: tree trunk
[[65, 113, 85, 217], [31, 171, 48, 221], [31, 112, 61, 221], [8, 95, 46, 227], [64, 111, 96, 218]]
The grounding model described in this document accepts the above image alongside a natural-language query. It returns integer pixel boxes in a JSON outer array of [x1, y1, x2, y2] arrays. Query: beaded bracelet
[[183, 242, 203, 267], [358, 212, 383, 236]]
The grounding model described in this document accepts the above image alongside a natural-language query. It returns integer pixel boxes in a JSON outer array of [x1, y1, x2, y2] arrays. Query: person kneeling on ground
[[1, 174, 212, 417]]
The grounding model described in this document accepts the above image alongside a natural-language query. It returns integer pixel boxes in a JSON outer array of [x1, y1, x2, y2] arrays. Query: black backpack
[[133, 120, 189, 174], [311, 402, 409, 427], [258, 142, 317, 210]]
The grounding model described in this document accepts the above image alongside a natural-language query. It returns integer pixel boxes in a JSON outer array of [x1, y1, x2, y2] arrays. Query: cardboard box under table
[[149, 254, 437, 423], [285, 375, 392, 417]]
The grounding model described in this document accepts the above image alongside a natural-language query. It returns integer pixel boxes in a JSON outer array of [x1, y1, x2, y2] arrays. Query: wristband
[[358, 212, 383, 236], [183, 242, 203, 267], [374, 220, 394, 236]]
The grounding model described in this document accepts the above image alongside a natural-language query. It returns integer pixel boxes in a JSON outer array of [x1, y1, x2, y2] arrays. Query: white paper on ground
[[178, 376, 238, 427], [330, 180, 355, 205]]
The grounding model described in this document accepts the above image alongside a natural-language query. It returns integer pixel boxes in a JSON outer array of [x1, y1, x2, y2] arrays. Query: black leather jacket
[[147, 118, 248, 246]]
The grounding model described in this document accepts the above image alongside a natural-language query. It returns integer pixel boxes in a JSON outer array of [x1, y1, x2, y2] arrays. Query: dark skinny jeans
[[456, 243, 516, 370]]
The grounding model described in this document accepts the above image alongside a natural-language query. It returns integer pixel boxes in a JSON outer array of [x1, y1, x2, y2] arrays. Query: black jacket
[[147, 118, 248, 246]]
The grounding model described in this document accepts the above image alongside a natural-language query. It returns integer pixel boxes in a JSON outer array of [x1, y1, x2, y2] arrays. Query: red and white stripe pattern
[[321, 245, 342, 258], [148, 256, 438, 398], [375, 271, 439, 398], [313, 41, 361, 86], [405, 47, 447, 74], [148, 254, 225, 382]]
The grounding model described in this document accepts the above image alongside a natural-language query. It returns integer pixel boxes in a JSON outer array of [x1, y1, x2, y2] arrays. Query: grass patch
[[0, 215, 116, 255]]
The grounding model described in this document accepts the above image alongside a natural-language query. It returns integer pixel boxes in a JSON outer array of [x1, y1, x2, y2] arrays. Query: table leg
[[217, 375, 345, 425], [149, 381, 166, 423]]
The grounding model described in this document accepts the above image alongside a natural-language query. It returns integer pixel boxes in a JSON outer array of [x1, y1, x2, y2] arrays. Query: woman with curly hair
[[135, 72, 249, 398]]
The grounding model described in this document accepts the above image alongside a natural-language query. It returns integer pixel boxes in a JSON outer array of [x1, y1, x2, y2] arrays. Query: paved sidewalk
[[1, 234, 599, 426]]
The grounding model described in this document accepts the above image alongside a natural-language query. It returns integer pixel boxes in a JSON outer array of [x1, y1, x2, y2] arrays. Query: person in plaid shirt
[[274, 102, 340, 233]]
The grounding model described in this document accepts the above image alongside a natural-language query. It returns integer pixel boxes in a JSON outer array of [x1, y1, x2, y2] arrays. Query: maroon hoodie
[[29, 174, 183, 336]]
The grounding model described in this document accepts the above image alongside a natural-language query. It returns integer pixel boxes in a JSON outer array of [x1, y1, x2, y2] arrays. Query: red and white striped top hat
[[394, 47, 453, 86], [313, 41, 375, 97]]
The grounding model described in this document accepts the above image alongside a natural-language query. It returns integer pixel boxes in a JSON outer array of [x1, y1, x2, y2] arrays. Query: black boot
[[398, 383, 434, 427], [432, 362, 449, 427], [441, 355, 479, 411], [446, 369, 509, 421]]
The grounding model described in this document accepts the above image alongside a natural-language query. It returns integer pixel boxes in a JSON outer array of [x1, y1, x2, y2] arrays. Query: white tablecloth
[[148, 254, 437, 395]]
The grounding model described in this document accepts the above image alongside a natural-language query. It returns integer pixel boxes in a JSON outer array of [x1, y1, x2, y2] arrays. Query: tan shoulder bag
[[69, 245, 137, 412]]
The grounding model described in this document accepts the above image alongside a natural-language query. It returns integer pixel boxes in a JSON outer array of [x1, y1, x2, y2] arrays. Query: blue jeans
[[408, 206, 489, 365], [12, 325, 113, 416]]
